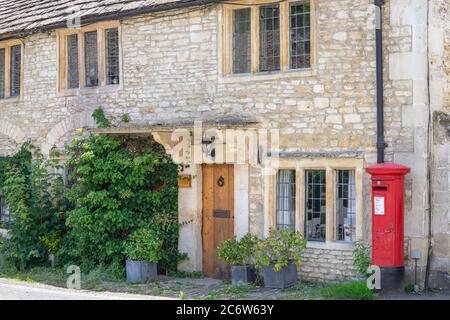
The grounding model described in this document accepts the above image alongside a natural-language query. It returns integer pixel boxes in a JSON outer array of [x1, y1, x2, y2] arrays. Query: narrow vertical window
[[259, 5, 280, 72], [0, 195, 10, 224], [10, 45, 21, 96], [0, 49, 5, 99], [336, 170, 356, 242], [84, 31, 98, 87], [276, 170, 296, 229], [232, 8, 251, 74], [105, 28, 120, 85], [305, 170, 326, 241], [67, 34, 79, 89], [289, 2, 311, 69]]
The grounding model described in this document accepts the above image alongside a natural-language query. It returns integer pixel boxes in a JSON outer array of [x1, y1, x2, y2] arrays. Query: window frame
[[0, 39, 24, 100], [220, 0, 316, 76], [266, 158, 363, 247], [57, 21, 122, 94]]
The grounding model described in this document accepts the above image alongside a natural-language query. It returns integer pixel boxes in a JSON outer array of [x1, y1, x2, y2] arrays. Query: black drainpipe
[[375, 0, 386, 163]]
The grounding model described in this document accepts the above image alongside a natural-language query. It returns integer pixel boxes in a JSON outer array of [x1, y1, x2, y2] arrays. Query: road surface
[[0, 278, 172, 300]]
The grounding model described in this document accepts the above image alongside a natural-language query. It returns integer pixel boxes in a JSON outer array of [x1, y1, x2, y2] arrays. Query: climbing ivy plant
[[63, 108, 183, 275]]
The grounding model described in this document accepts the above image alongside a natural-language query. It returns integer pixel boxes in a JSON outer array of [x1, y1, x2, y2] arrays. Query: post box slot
[[373, 186, 388, 191]]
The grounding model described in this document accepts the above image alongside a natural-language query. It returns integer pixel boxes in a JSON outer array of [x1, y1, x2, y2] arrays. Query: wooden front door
[[202, 164, 234, 279]]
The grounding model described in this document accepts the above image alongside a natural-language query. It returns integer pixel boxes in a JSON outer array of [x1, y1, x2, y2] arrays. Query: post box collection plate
[[374, 196, 385, 215]]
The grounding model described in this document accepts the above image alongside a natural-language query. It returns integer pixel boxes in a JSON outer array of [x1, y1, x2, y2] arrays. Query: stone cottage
[[0, 0, 448, 288]]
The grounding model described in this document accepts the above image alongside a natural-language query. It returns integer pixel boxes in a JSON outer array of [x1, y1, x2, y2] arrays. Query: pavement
[[0, 278, 174, 300]]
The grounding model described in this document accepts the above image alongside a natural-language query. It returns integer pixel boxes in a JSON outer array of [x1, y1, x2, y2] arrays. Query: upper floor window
[[0, 40, 23, 100], [57, 21, 121, 92], [222, 0, 314, 75]]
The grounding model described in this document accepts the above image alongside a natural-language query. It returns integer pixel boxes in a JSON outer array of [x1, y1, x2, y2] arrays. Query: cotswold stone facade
[[0, 0, 448, 286]]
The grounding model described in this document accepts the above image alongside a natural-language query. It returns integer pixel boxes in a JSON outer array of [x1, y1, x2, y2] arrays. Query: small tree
[[0, 144, 67, 269]]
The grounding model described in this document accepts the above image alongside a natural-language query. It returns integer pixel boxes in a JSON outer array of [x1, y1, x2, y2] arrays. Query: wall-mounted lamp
[[202, 135, 216, 159]]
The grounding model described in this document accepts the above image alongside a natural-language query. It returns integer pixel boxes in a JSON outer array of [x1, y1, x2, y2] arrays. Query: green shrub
[[319, 281, 375, 300], [64, 114, 182, 272], [255, 228, 307, 272], [0, 144, 67, 269], [124, 227, 163, 262], [353, 240, 372, 276], [39, 232, 63, 255], [218, 233, 258, 266]]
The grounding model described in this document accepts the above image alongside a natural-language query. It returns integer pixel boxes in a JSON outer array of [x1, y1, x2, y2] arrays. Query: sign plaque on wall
[[178, 175, 192, 189], [374, 196, 385, 216]]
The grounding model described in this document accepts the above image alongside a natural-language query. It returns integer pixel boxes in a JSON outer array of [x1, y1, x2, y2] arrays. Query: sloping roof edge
[[0, 0, 221, 41]]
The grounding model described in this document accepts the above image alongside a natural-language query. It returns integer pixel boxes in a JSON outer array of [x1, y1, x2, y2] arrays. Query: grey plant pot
[[126, 260, 157, 284], [231, 266, 256, 285], [262, 261, 298, 289]]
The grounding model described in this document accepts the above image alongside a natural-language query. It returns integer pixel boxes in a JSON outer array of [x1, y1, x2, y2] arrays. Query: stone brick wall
[[300, 247, 359, 283]]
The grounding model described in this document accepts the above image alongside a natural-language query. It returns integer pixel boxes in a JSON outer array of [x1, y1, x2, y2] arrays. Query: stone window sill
[[219, 68, 317, 84], [0, 96, 21, 104], [58, 84, 122, 97], [307, 241, 355, 251]]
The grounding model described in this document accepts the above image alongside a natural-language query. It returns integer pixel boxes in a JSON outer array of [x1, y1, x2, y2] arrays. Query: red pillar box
[[366, 163, 410, 291]]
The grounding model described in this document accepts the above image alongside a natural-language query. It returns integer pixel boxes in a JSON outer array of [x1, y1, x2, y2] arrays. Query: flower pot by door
[[231, 266, 256, 285], [126, 260, 157, 284], [262, 261, 298, 289]]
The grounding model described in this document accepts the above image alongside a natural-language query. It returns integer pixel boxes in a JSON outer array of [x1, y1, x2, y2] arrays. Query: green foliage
[[125, 226, 163, 262], [318, 281, 375, 300], [254, 228, 307, 272], [0, 144, 67, 269], [218, 233, 258, 266], [353, 240, 372, 276], [39, 232, 63, 255], [64, 122, 181, 272], [92, 108, 111, 128]]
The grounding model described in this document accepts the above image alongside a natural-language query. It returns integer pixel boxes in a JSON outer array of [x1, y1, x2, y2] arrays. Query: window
[[84, 31, 99, 87], [232, 8, 252, 74], [290, 2, 311, 69], [0, 40, 22, 99], [276, 170, 296, 229], [105, 28, 120, 85], [259, 5, 280, 72], [0, 49, 5, 99], [67, 34, 79, 89], [58, 22, 121, 91], [305, 170, 326, 241], [336, 170, 356, 242], [223, 0, 314, 75]]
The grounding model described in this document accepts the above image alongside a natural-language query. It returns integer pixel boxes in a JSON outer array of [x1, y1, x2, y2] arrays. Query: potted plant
[[218, 233, 258, 285], [255, 228, 307, 289], [124, 226, 163, 284]]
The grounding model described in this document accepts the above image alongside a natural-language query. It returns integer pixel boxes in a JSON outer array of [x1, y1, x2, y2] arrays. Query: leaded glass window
[[276, 170, 296, 229], [289, 2, 311, 69], [336, 170, 356, 242], [259, 5, 280, 72], [10, 45, 21, 96], [232, 8, 251, 74], [105, 28, 120, 85], [84, 31, 98, 87], [67, 34, 79, 89], [0, 49, 5, 99], [305, 170, 326, 241]]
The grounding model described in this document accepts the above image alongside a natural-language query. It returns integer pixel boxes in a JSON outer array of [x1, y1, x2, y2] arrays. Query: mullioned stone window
[[57, 21, 121, 92], [221, 0, 315, 76], [0, 40, 23, 100]]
